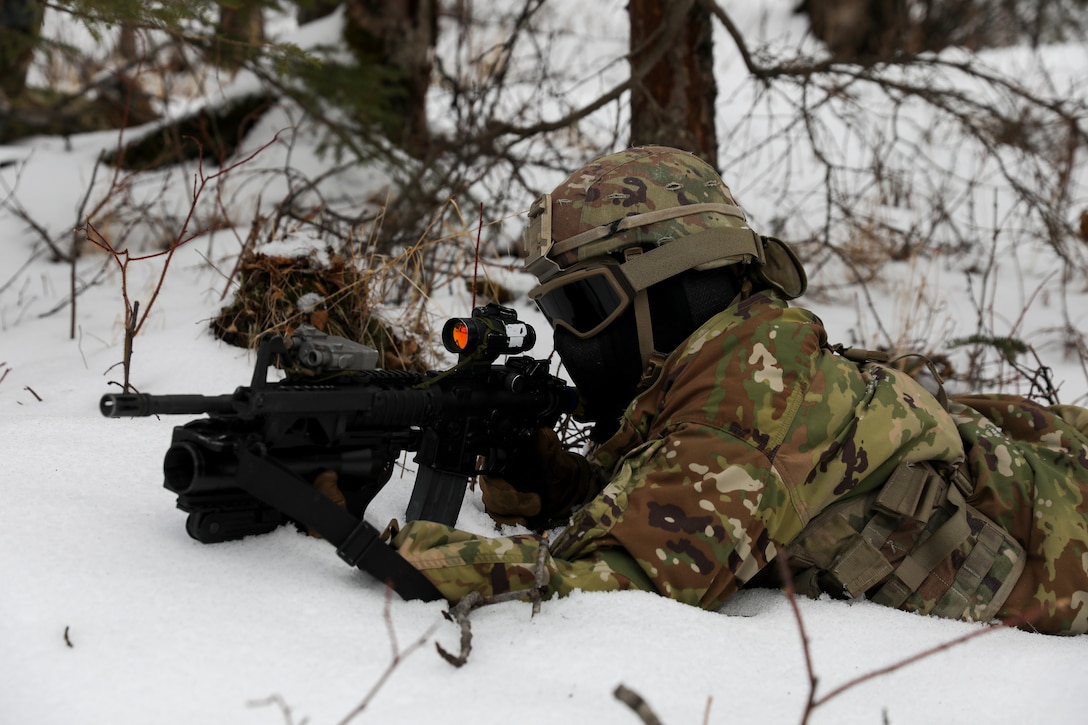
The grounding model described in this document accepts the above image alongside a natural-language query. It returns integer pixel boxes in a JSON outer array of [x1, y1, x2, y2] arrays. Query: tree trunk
[[344, 0, 436, 154], [0, 0, 45, 99], [628, 0, 718, 169], [215, 0, 265, 69], [117, 22, 139, 61]]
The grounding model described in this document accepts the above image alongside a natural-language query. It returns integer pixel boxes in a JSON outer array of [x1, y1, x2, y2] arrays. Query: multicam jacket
[[395, 292, 1088, 634]]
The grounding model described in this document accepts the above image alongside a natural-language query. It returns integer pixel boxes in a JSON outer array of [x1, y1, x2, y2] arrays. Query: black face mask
[[554, 307, 643, 440], [553, 265, 744, 442]]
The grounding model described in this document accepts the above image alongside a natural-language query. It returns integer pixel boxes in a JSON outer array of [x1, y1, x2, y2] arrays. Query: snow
[[4, 3, 1088, 724]]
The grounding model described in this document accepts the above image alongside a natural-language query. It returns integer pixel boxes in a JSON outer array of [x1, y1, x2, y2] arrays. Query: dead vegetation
[[210, 249, 427, 372]]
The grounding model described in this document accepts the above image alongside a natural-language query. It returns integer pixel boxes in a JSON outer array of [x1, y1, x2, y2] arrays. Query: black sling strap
[[235, 446, 443, 602]]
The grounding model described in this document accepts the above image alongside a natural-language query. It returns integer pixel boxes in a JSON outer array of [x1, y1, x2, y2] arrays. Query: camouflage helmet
[[522, 145, 806, 297], [521, 146, 807, 389]]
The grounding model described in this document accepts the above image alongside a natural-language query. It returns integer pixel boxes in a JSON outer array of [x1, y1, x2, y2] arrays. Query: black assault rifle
[[100, 303, 575, 601]]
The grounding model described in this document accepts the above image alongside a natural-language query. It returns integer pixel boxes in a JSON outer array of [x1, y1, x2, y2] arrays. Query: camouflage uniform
[[394, 145, 1088, 633], [396, 292, 1088, 634]]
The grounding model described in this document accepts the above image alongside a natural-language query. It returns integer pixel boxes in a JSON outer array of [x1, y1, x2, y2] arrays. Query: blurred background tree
[[0, 0, 44, 101], [628, 0, 718, 167]]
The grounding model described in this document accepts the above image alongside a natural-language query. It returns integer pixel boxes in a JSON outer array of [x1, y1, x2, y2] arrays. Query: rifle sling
[[235, 447, 443, 602]]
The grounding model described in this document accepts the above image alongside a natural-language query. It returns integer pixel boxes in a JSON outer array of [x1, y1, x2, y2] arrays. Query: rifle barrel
[[100, 393, 236, 418]]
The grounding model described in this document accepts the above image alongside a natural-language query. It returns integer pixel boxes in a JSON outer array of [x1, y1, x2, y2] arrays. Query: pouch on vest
[[784, 461, 1026, 624]]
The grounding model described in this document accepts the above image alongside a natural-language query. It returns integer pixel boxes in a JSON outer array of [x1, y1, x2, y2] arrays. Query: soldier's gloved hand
[[308, 470, 347, 539], [479, 428, 598, 530], [479, 477, 544, 527]]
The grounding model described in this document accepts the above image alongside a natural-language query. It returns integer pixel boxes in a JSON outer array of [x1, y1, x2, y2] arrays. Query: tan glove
[[308, 469, 347, 538], [479, 428, 599, 530], [480, 477, 544, 527]]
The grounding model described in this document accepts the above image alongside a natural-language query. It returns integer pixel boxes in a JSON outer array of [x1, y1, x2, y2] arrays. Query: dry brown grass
[[210, 249, 428, 372]]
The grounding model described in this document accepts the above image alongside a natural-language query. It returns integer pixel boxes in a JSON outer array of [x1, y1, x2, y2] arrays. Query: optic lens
[[451, 321, 470, 351]]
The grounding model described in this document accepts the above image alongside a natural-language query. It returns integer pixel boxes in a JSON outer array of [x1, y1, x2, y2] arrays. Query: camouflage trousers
[[951, 398, 1088, 634]]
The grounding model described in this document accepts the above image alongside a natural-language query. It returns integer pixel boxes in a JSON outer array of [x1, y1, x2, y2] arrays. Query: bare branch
[[337, 587, 441, 725], [435, 590, 482, 668], [775, 551, 1044, 724], [775, 555, 818, 725], [614, 684, 663, 725], [435, 532, 552, 667]]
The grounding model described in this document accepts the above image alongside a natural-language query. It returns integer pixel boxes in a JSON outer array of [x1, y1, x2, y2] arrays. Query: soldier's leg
[[953, 396, 1088, 634]]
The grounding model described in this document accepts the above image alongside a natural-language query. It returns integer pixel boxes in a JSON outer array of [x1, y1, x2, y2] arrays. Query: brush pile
[[211, 249, 426, 372]]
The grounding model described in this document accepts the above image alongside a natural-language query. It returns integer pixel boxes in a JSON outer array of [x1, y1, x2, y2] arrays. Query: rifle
[[100, 303, 575, 601]]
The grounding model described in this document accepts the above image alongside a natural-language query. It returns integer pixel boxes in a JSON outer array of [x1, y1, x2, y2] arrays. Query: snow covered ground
[[4, 3, 1088, 724]]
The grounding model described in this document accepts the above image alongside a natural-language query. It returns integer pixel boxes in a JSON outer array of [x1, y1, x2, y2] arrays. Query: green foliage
[[947, 334, 1029, 363], [55, 0, 218, 38], [283, 44, 407, 158]]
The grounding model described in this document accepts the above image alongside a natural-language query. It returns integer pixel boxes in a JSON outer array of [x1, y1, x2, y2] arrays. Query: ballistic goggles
[[522, 195, 808, 333], [527, 224, 766, 339], [529, 260, 635, 339]]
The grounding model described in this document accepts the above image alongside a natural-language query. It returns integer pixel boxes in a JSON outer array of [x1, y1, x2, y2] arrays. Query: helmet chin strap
[[634, 287, 667, 391], [625, 247, 668, 391]]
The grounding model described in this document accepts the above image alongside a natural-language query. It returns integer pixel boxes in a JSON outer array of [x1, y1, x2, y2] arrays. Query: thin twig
[[436, 590, 483, 667], [776, 555, 818, 724], [776, 551, 1043, 724], [337, 587, 440, 725], [614, 684, 663, 725], [435, 532, 553, 667], [83, 132, 281, 389], [812, 608, 1042, 709], [531, 530, 551, 616], [247, 695, 305, 725], [69, 151, 106, 339]]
